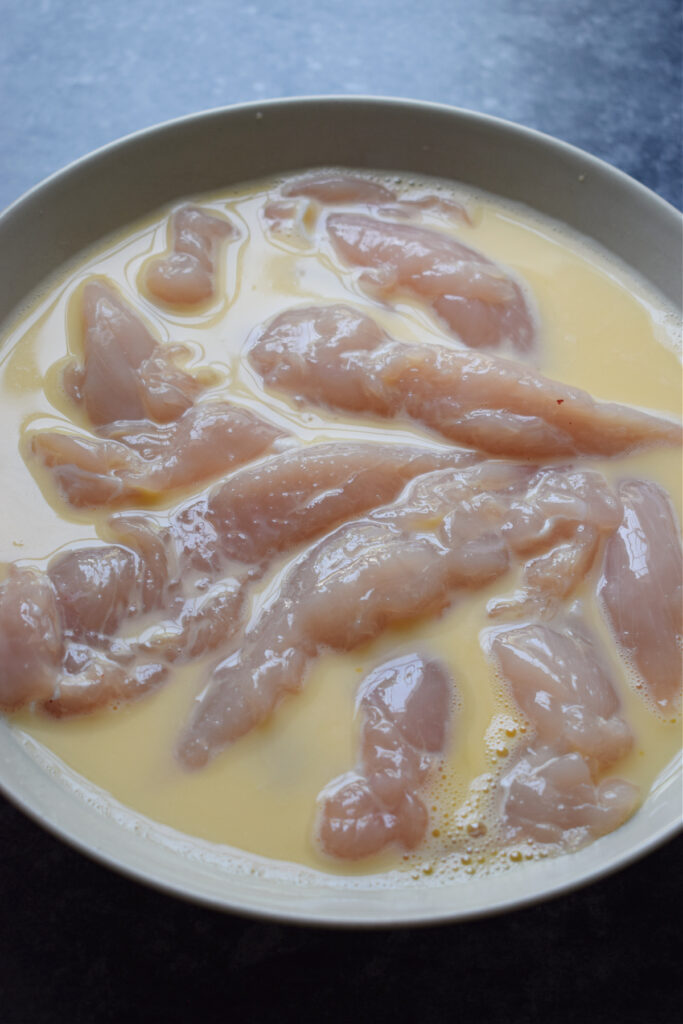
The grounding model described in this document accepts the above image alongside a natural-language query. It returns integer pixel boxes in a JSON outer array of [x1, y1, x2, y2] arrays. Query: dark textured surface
[[1, 1, 682, 1021]]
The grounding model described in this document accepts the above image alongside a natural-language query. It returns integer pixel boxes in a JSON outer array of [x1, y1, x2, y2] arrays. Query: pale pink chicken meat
[[43, 652, 167, 718], [249, 304, 682, 459], [0, 567, 64, 710], [182, 441, 476, 568], [1, 443, 472, 713], [486, 468, 622, 619], [278, 171, 470, 222], [327, 213, 535, 354], [264, 173, 471, 246], [177, 460, 621, 768], [497, 746, 639, 847], [47, 542, 167, 642], [317, 653, 453, 859], [145, 205, 236, 306], [490, 617, 639, 848], [63, 281, 205, 425], [599, 480, 683, 712], [30, 403, 284, 508], [116, 441, 476, 661], [27, 281, 285, 507], [282, 171, 397, 205], [491, 618, 633, 770], [0, 564, 167, 717]]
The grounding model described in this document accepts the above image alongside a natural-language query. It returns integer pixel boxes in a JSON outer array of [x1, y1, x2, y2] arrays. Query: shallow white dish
[[0, 97, 681, 926]]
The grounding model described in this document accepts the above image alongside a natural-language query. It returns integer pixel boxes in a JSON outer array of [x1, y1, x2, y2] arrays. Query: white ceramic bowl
[[1, 97, 681, 926]]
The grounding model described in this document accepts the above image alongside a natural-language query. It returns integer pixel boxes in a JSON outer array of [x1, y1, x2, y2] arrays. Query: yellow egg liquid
[[1, 173, 681, 877]]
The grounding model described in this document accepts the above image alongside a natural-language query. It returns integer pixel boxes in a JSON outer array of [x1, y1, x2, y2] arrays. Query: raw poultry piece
[[263, 172, 473, 250], [249, 304, 681, 458], [265, 171, 471, 234], [0, 565, 167, 716], [599, 479, 683, 713], [122, 441, 476, 661], [27, 281, 284, 507], [317, 653, 453, 859], [0, 443, 471, 714], [145, 204, 237, 305], [282, 170, 471, 220], [282, 171, 398, 206], [30, 405, 282, 509], [496, 746, 639, 847], [490, 618, 633, 771], [327, 213, 534, 354], [489, 617, 639, 847], [177, 461, 621, 768]]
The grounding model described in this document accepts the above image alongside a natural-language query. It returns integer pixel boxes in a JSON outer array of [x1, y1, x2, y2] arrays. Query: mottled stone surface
[[0, 2, 681, 1022], [1, 0, 681, 209]]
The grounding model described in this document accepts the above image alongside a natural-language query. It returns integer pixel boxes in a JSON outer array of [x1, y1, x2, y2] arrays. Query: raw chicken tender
[[0, 564, 167, 717], [599, 480, 683, 712], [48, 541, 168, 643], [279, 171, 470, 222], [178, 460, 620, 768], [1, 443, 472, 713], [282, 171, 397, 205], [0, 567, 64, 710], [120, 441, 476, 659], [491, 619, 633, 770], [30, 403, 284, 508], [327, 213, 535, 354], [43, 653, 167, 718], [487, 467, 622, 619], [145, 205, 236, 305], [490, 618, 639, 848], [317, 653, 453, 859], [497, 746, 639, 847], [27, 281, 284, 507], [249, 304, 682, 458], [62, 281, 206, 425], [189, 441, 476, 567]]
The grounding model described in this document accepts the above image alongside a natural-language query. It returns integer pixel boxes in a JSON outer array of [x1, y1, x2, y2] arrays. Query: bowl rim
[[3, 93, 683, 217], [1, 94, 681, 927]]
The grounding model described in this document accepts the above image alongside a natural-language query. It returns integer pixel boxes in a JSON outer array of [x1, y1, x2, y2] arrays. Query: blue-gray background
[[2, 0, 681, 210], [1, 2, 681, 1023]]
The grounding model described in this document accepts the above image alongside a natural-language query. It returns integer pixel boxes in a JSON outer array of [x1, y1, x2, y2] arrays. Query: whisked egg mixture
[[1, 172, 681, 879]]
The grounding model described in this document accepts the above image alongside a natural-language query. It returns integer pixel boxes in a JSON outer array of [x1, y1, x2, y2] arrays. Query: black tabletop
[[1, 2, 681, 1022]]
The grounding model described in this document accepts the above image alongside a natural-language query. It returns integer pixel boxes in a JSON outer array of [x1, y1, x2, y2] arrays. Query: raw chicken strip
[[47, 536, 170, 644], [490, 617, 638, 847], [176, 441, 477, 569], [317, 653, 453, 859], [43, 653, 167, 718], [497, 745, 639, 847], [28, 282, 284, 507], [117, 441, 477, 657], [487, 468, 622, 619], [282, 171, 397, 205], [491, 619, 633, 770], [30, 403, 284, 508], [599, 480, 683, 712], [249, 304, 682, 458], [178, 460, 619, 768], [280, 171, 470, 222], [145, 205, 236, 305], [0, 565, 167, 716], [0, 567, 64, 710], [1, 443, 471, 714], [264, 173, 471, 246], [63, 281, 206, 426], [327, 213, 534, 353]]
